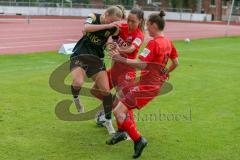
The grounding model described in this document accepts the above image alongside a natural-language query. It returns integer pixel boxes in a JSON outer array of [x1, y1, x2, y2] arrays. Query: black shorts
[[70, 54, 106, 78]]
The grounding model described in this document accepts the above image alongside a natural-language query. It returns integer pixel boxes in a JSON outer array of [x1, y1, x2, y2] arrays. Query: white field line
[[0, 39, 76, 46], [0, 27, 83, 32], [0, 32, 80, 38], [0, 18, 84, 21], [0, 42, 61, 50], [0, 33, 79, 40]]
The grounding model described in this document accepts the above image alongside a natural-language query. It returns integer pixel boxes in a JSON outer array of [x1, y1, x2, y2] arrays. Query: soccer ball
[[185, 38, 191, 43]]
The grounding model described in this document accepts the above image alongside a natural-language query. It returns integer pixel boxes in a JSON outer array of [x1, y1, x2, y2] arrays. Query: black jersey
[[72, 13, 117, 58]]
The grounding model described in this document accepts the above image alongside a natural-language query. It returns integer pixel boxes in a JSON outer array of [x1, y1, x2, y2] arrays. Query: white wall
[[0, 6, 212, 21]]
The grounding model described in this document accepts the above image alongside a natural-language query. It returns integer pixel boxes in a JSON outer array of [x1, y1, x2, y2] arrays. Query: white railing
[[0, 2, 213, 22], [0, 1, 192, 12]]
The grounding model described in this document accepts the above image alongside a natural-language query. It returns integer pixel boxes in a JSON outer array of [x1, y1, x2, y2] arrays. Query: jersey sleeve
[[112, 27, 119, 36], [139, 40, 155, 62], [108, 26, 118, 36], [85, 13, 96, 24], [170, 42, 178, 59], [112, 24, 125, 41], [132, 35, 144, 49]]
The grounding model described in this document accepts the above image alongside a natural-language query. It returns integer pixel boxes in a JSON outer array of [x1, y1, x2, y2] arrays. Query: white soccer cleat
[[95, 111, 106, 127], [126, 134, 131, 141], [103, 119, 116, 135], [73, 97, 84, 113]]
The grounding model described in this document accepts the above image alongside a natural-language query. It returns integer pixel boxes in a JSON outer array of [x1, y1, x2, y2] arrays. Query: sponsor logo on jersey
[[86, 33, 101, 45], [104, 31, 111, 37], [140, 48, 151, 57], [133, 38, 142, 47], [116, 37, 128, 47], [86, 17, 93, 24]]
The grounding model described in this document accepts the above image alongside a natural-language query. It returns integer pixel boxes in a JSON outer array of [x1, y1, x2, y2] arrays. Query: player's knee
[[72, 79, 84, 88], [90, 87, 102, 99], [99, 87, 110, 96], [114, 111, 126, 124], [90, 87, 97, 95]]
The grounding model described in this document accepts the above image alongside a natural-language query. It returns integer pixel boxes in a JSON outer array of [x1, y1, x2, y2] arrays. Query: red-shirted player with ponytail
[[107, 10, 179, 159]]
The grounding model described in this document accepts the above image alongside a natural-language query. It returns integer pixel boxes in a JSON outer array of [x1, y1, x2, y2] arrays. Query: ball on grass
[[184, 38, 191, 43]]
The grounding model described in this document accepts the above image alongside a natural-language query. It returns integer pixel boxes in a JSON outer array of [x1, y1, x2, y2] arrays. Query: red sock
[[122, 115, 140, 142], [117, 120, 123, 131], [117, 110, 133, 131], [128, 110, 136, 128]]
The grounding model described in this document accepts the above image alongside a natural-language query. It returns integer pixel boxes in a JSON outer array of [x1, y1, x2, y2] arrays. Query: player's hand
[[162, 73, 170, 81], [108, 49, 122, 62], [161, 68, 168, 74], [106, 42, 119, 51], [112, 21, 123, 27], [108, 21, 121, 28], [82, 30, 86, 36], [108, 49, 120, 57]]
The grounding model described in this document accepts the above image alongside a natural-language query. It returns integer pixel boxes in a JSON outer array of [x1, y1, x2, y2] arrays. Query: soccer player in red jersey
[[109, 8, 145, 90], [106, 11, 179, 158], [91, 8, 145, 134]]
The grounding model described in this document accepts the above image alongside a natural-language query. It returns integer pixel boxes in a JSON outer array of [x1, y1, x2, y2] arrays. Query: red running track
[[0, 17, 240, 54]]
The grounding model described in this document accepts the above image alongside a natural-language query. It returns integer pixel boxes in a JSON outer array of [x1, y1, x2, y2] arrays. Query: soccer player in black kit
[[70, 5, 125, 134]]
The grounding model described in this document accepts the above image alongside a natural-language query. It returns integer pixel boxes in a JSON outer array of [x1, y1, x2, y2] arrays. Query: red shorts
[[120, 84, 161, 110], [93, 69, 136, 101], [107, 69, 136, 90]]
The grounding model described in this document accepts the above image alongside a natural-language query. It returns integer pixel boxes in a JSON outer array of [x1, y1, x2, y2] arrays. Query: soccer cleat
[[73, 97, 84, 113], [95, 109, 106, 127], [103, 119, 116, 135], [106, 131, 128, 145], [132, 136, 148, 159], [126, 134, 131, 141]]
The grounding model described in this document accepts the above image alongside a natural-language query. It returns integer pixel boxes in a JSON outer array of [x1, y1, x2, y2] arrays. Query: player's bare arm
[[83, 22, 119, 33], [118, 45, 136, 54], [109, 49, 147, 69], [165, 58, 179, 73]]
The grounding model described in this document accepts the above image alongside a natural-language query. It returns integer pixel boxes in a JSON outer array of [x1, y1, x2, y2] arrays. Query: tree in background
[[169, 0, 198, 12], [104, 0, 133, 6]]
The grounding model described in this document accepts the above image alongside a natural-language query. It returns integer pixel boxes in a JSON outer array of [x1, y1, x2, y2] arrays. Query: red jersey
[[138, 35, 178, 86], [113, 23, 144, 59], [109, 24, 144, 89]]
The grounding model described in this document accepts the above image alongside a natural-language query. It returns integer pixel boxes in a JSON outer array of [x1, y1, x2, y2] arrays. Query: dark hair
[[148, 10, 166, 30], [116, 5, 126, 19], [130, 8, 145, 31]]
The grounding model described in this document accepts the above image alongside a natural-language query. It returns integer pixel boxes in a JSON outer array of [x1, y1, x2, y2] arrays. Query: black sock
[[103, 93, 113, 120], [117, 128, 124, 132], [71, 85, 81, 98], [112, 94, 116, 102]]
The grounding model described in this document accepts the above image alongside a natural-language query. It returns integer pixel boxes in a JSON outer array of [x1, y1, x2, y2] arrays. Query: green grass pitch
[[0, 37, 239, 160]]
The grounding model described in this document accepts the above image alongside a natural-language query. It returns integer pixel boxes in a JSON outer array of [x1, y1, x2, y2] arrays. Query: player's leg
[[71, 67, 86, 113], [114, 85, 160, 158], [90, 82, 105, 100], [108, 101, 147, 158], [92, 70, 115, 134], [128, 109, 137, 131], [117, 109, 136, 128], [90, 83, 106, 126]]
